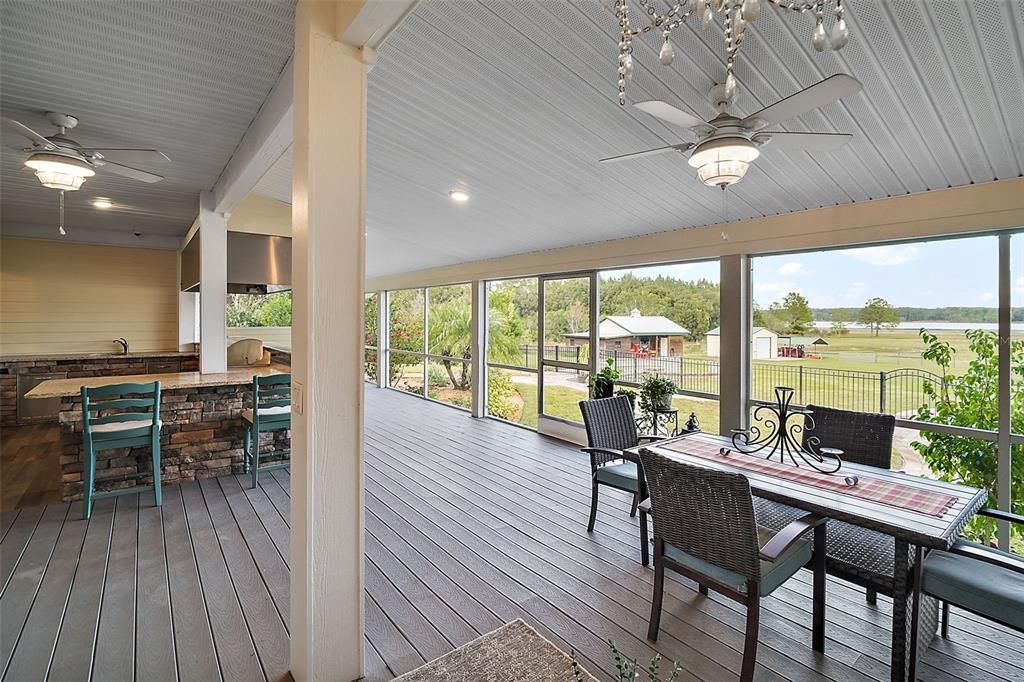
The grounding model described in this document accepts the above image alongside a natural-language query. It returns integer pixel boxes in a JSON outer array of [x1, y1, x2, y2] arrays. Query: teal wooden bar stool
[[81, 381, 162, 520], [243, 373, 291, 489]]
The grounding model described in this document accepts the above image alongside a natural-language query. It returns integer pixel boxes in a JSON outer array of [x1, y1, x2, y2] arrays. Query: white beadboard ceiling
[[2, 1, 1022, 277], [255, 0, 1024, 278], [0, 0, 295, 248]]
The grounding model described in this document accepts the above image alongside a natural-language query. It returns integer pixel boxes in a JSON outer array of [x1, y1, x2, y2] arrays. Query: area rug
[[393, 619, 598, 681]]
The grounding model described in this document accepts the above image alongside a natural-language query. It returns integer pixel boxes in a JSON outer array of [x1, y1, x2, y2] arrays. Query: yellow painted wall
[[0, 238, 179, 355]]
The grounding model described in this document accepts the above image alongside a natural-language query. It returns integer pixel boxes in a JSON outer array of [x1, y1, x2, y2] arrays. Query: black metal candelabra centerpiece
[[730, 386, 844, 474]]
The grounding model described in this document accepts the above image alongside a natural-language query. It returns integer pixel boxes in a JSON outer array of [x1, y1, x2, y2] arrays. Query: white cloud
[[843, 244, 920, 266], [841, 281, 867, 302], [777, 262, 804, 276], [754, 281, 799, 297]]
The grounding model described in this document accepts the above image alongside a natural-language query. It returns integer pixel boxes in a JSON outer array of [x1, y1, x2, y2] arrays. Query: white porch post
[[719, 254, 752, 434], [471, 280, 487, 417], [198, 191, 227, 373], [290, 0, 369, 679]]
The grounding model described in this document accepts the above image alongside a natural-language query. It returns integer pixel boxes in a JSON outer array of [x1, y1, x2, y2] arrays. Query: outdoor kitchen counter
[[0, 350, 198, 363], [26, 363, 291, 502], [24, 363, 288, 399]]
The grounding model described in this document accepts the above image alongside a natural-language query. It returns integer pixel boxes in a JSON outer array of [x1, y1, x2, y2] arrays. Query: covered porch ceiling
[[2, 1, 1022, 277], [256, 0, 1024, 278]]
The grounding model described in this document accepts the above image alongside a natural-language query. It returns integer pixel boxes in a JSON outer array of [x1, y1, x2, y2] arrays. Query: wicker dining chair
[[638, 449, 826, 682], [754, 404, 897, 604], [579, 395, 664, 565]]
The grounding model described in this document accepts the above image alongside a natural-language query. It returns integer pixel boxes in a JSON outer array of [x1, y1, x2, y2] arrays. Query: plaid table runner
[[659, 436, 957, 518]]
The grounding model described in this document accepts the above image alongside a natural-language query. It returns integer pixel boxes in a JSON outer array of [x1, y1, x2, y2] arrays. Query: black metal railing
[[594, 348, 945, 418]]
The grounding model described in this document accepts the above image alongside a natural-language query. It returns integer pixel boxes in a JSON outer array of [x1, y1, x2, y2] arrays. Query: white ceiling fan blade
[[97, 160, 163, 183], [599, 143, 694, 163], [81, 148, 171, 164], [634, 101, 713, 135], [3, 117, 56, 150], [753, 131, 853, 152], [741, 74, 862, 129]]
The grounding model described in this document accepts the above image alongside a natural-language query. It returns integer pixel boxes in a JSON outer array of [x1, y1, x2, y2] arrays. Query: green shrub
[[487, 369, 518, 420]]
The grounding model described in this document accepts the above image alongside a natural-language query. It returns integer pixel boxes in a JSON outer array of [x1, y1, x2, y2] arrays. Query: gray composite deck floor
[[1, 386, 1022, 681]]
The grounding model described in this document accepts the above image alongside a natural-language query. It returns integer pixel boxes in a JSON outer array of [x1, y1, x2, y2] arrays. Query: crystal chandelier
[[614, 0, 849, 105]]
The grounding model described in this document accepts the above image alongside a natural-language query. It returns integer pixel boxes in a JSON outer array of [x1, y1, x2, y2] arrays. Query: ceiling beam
[[210, 57, 294, 214], [209, 0, 418, 215]]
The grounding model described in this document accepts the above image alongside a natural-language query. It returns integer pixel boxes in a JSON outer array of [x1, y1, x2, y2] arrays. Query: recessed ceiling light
[[91, 197, 114, 209], [448, 189, 469, 203]]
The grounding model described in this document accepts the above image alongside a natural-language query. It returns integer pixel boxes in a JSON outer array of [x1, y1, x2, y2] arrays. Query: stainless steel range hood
[[181, 231, 292, 294]]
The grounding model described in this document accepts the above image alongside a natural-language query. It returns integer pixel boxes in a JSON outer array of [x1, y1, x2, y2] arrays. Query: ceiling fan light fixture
[[24, 152, 94, 191], [687, 136, 759, 187]]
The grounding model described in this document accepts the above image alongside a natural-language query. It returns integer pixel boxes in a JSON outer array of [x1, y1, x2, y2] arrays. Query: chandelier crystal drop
[[612, 0, 849, 105]]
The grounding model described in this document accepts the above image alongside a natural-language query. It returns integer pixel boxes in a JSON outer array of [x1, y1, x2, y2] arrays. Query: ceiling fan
[[4, 111, 170, 191], [600, 73, 863, 188]]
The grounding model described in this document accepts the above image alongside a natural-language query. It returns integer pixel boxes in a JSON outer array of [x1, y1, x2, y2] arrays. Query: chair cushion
[[923, 541, 1024, 631], [242, 405, 291, 422], [664, 525, 812, 596], [594, 461, 639, 492], [91, 419, 160, 434]]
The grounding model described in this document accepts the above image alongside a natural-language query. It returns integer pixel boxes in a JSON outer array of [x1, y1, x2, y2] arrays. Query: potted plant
[[590, 357, 620, 399], [639, 374, 678, 411], [615, 387, 637, 411]]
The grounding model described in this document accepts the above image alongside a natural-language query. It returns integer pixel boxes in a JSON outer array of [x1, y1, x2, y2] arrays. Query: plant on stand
[[590, 357, 620, 399], [637, 374, 678, 435]]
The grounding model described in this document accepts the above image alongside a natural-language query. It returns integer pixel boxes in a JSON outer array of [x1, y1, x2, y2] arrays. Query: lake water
[[811, 321, 1024, 331]]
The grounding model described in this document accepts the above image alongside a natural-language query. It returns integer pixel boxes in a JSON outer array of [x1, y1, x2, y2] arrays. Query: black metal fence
[[596, 349, 945, 418]]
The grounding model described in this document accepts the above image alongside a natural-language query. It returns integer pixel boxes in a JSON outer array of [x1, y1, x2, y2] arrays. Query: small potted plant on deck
[[590, 357, 620, 399]]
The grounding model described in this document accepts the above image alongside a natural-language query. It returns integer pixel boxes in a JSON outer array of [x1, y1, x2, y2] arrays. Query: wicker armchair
[[754, 404, 897, 604], [638, 449, 826, 682], [579, 396, 664, 565]]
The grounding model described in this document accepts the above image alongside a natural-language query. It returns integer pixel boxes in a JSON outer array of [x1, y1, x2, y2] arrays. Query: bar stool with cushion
[[243, 373, 291, 489], [753, 404, 897, 604], [81, 381, 162, 520], [638, 448, 827, 682], [579, 395, 664, 565]]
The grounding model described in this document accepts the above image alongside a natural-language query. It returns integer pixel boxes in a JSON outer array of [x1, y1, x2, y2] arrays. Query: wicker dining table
[[629, 431, 987, 682]]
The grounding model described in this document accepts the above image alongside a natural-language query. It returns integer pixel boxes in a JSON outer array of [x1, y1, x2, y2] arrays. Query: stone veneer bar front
[[0, 351, 199, 427], [25, 358, 291, 502]]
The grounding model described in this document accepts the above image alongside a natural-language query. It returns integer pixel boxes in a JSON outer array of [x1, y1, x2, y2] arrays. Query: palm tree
[[428, 291, 524, 390]]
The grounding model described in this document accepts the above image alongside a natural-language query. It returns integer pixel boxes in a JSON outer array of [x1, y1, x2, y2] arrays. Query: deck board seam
[[0, 503, 72, 680]]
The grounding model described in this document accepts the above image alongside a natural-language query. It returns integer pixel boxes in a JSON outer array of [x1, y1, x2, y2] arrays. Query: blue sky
[[603, 234, 1021, 308]]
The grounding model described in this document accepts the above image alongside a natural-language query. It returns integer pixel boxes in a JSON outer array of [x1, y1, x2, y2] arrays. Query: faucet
[[113, 338, 129, 355]]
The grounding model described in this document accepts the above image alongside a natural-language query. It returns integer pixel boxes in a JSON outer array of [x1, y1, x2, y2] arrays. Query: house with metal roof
[[563, 309, 690, 356]]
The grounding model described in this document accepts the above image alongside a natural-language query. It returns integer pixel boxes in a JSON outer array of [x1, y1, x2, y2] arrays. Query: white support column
[[997, 234, 1011, 551], [470, 280, 487, 417], [719, 254, 752, 434], [290, 1, 369, 679], [198, 191, 227, 373], [377, 290, 389, 389]]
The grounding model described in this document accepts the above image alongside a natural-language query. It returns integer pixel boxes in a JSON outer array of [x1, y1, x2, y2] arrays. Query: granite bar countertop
[[0, 350, 199, 363], [25, 363, 289, 399]]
